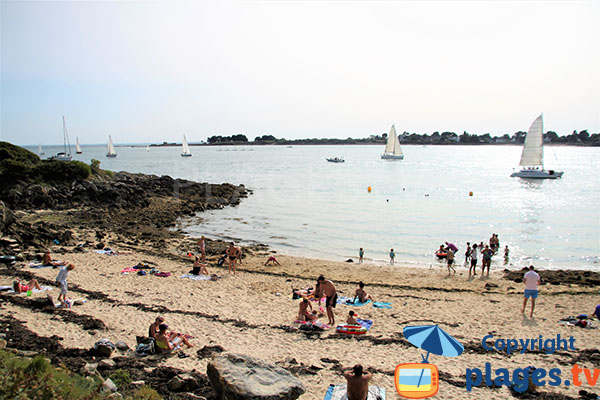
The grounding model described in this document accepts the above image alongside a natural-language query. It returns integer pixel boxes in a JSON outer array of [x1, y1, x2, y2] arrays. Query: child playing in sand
[[347, 310, 359, 325], [56, 263, 75, 307], [298, 298, 313, 321], [264, 255, 280, 266]]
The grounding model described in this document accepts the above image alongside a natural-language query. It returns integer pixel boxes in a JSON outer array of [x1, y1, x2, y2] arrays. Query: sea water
[[31, 144, 600, 271]]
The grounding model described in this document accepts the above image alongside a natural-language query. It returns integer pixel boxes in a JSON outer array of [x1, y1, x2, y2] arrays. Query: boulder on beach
[[207, 353, 305, 400]]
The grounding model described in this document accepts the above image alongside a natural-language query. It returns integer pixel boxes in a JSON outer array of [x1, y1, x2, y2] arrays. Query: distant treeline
[[153, 130, 599, 147]]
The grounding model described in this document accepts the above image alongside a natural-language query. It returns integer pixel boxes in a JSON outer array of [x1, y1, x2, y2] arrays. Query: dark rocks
[[503, 268, 600, 287], [197, 345, 225, 359], [207, 353, 305, 400]]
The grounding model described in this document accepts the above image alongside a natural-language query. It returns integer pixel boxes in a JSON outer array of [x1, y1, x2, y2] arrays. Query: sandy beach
[[1, 241, 598, 399]]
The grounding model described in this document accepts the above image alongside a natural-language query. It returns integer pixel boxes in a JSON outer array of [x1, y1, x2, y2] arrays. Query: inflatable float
[[435, 251, 447, 259], [336, 324, 368, 335]]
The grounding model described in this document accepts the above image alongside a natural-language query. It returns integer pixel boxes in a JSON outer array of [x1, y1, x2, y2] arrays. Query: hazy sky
[[1, 0, 599, 145]]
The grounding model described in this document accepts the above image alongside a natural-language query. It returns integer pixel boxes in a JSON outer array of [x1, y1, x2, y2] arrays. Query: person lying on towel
[[13, 279, 41, 293]]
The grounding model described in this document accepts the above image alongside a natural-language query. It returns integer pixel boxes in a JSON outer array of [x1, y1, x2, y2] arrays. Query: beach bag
[[217, 256, 225, 266], [135, 339, 155, 356], [93, 339, 115, 357]]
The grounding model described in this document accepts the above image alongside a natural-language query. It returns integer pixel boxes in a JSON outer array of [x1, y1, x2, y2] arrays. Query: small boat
[[38, 144, 45, 156], [146, 145, 150, 152], [51, 116, 72, 161], [381, 124, 404, 160], [326, 157, 344, 163], [75, 137, 82, 154], [510, 114, 563, 179], [106, 135, 117, 157], [181, 134, 192, 157]]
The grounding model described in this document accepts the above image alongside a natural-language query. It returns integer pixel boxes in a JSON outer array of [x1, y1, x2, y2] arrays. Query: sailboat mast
[[63, 116, 72, 156], [540, 112, 544, 169]]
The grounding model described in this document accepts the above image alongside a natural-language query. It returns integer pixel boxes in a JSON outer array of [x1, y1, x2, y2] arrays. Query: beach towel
[[339, 297, 372, 307], [356, 318, 373, 330], [180, 274, 212, 281], [28, 263, 55, 269], [96, 249, 116, 255], [154, 272, 171, 277], [372, 301, 392, 309], [121, 267, 138, 273], [323, 384, 385, 400]]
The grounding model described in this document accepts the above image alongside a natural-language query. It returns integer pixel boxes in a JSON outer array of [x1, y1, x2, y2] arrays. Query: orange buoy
[[469, 191, 473, 196], [368, 186, 372, 193]]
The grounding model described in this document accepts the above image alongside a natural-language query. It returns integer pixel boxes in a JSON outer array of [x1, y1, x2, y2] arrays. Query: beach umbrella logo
[[395, 324, 464, 399]]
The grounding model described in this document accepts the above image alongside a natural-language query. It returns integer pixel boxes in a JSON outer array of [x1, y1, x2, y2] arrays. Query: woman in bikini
[[13, 279, 41, 293], [154, 323, 193, 352]]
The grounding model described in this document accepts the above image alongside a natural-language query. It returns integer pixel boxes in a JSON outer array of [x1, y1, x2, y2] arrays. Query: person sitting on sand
[[264, 255, 281, 266], [42, 250, 66, 267], [347, 310, 359, 325], [225, 242, 242, 274], [298, 298, 313, 321], [344, 364, 372, 400], [155, 323, 193, 352], [353, 282, 373, 303], [13, 278, 41, 293], [190, 256, 209, 275], [593, 304, 600, 320], [148, 316, 165, 339]]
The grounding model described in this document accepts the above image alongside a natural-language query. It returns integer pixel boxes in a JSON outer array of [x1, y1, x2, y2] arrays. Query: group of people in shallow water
[[435, 233, 509, 277]]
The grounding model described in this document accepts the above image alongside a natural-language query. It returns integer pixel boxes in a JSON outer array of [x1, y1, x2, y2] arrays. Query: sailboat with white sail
[[510, 114, 563, 179], [75, 137, 82, 154], [52, 116, 72, 161], [146, 145, 150, 152], [181, 135, 192, 157], [106, 135, 117, 158], [38, 144, 45, 156], [381, 124, 404, 160]]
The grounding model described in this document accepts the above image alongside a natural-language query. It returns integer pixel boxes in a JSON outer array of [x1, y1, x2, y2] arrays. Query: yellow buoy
[[368, 186, 372, 193], [469, 191, 473, 196]]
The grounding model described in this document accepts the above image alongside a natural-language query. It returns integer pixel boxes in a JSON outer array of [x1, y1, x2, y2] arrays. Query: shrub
[[34, 160, 91, 181], [0, 141, 40, 165], [130, 385, 163, 400], [0, 159, 34, 182], [109, 368, 132, 388]]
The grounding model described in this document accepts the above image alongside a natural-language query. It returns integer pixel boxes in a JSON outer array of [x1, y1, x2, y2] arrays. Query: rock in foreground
[[207, 353, 305, 400]]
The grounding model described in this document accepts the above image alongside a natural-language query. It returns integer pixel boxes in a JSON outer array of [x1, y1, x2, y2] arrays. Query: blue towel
[[338, 296, 372, 306], [356, 318, 373, 330], [372, 301, 392, 309]]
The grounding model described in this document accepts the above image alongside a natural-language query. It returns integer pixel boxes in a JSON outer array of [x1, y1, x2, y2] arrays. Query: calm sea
[[31, 144, 600, 271]]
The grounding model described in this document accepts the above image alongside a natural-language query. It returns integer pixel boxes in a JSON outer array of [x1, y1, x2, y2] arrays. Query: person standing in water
[[389, 248, 395, 265], [358, 248, 364, 264]]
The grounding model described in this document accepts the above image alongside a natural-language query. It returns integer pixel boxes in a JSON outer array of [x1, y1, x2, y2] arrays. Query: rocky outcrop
[[207, 353, 305, 400]]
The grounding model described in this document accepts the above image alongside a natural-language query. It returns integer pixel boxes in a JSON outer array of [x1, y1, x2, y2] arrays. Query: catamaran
[[510, 114, 563, 179], [381, 124, 404, 160], [75, 137, 82, 154], [106, 135, 117, 158], [52, 116, 72, 161], [181, 135, 192, 157]]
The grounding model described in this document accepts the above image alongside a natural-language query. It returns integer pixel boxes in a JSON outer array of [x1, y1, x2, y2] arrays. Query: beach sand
[[1, 248, 598, 399]]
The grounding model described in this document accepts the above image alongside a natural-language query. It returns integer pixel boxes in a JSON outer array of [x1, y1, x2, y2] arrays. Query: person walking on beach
[[317, 275, 337, 325], [197, 236, 206, 262], [464, 242, 471, 265], [522, 265, 541, 317], [358, 248, 364, 264], [225, 242, 242, 274], [56, 263, 75, 307], [446, 248, 456, 275], [389, 248, 395, 265], [481, 245, 493, 277], [504, 245, 510, 264], [344, 364, 372, 400], [469, 244, 478, 276]]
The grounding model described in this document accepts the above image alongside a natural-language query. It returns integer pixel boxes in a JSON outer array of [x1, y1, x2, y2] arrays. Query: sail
[[519, 114, 544, 167], [146, 145, 150, 152], [62, 116, 72, 156], [182, 135, 191, 155], [38, 144, 43, 155], [385, 125, 397, 154], [75, 137, 82, 153], [107, 135, 116, 156]]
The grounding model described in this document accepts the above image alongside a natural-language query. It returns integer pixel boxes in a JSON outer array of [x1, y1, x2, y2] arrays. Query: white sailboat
[[38, 144, 45, 156], [146, 145, 150, 152], [106, 135, 117, 158], [52, 116, 72, 161], [75, 137, 82, 154], [510, 114, 563, 179], [381, 124, 404, 160], [181, 134, 192, 157]]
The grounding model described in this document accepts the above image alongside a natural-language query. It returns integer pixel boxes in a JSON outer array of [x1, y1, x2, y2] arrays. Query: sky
[[1, 0, 599, 145]]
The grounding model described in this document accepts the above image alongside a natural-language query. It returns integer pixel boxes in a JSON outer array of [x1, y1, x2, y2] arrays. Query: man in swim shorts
[[318, 275, 337, 325], [522, 265, 541, 317], [225, 242, 242, 274]]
